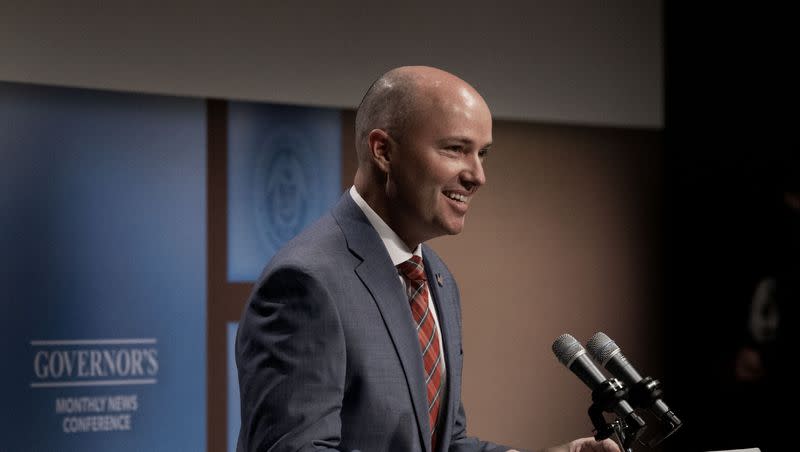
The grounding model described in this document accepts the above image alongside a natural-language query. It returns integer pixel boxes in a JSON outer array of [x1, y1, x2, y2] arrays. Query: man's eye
[[445, 145, 462, 152], [478, 149, 490, 159]]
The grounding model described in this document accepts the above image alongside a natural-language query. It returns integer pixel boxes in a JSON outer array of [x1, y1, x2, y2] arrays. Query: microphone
[[552, 334, 645, 428], [586, 332, 682, 431]]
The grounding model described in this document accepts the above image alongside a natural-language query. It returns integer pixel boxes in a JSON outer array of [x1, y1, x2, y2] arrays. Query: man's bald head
[[352, 65, 493, 247], [354, 66, 485, 164], [354, 67, 416, 163]]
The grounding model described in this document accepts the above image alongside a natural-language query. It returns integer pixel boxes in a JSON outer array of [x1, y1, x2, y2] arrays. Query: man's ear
[[367, 129, 392, 173]]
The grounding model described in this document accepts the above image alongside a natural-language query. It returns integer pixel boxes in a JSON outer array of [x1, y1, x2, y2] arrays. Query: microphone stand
[[588, 378, 643, 452], [628, 376, 682, 447]]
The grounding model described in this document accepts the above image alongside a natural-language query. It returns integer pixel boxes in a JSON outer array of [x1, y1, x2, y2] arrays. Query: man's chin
[[439, 220, 466, 237]]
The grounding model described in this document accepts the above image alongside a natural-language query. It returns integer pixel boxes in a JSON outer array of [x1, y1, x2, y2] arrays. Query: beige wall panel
[[428, 120, 663, 448]]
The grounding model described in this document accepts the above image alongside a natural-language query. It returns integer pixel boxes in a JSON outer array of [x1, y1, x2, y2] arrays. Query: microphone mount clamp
[[588, 377, 644, 451]]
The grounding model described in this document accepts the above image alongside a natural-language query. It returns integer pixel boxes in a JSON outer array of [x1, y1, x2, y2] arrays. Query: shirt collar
[[349, 186, 422, 266]]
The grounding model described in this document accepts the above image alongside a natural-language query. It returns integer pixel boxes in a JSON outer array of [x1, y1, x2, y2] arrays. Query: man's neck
[[348, 186, 421, 265]]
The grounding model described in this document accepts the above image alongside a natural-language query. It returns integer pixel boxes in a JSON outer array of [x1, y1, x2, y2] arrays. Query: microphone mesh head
[[586, 331, 620, 364], [552, 333, 584, 366]]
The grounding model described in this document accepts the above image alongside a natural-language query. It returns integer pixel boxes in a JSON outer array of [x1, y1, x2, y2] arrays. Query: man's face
[[384, 85, 493, 247]]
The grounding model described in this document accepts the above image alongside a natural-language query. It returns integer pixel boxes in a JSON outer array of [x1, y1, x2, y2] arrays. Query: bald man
[[236, 66, 619, 452]]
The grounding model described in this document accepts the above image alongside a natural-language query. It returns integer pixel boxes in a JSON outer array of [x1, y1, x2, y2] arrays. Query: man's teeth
[[445, 192, 467, 202]]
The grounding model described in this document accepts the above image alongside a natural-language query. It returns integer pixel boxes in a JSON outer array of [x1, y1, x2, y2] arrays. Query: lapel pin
[[436, 273, 444, 287]]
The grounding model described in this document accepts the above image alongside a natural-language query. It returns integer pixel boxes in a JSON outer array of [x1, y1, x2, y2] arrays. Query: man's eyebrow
[[438, 137, 472, 144], [438, 137, 493, 148]]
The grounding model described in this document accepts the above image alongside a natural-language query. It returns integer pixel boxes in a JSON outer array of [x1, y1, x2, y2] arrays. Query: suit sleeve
[[236, 265, 346, 452]]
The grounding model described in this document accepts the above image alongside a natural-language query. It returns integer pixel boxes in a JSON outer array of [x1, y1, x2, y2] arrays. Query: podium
[[705, 449, 761, 452]]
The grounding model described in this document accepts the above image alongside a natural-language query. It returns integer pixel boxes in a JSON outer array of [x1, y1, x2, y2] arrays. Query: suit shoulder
[[260, 212, 353, 278]]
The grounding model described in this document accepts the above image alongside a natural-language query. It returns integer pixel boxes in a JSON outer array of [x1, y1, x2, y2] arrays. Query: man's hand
[[564, 437, 621, 452], [536, 436, 622, 452]]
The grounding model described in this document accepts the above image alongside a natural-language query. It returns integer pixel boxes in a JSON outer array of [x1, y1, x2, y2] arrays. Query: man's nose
[[462, 153, 486, 189]]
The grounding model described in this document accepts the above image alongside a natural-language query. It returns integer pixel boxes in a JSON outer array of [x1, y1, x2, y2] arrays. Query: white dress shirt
[[349, 186, 447, 377]]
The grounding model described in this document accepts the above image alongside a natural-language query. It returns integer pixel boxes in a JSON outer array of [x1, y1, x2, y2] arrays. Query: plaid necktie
[[397, 255, 444, 446]]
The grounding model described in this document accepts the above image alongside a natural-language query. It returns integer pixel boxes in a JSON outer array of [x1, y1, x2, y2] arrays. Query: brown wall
[[431, 120, 663, 448]]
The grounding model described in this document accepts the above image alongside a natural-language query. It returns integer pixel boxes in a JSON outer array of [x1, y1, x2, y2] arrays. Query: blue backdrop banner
[[0, 83, 207, 451], [227, 102, 341, 282]]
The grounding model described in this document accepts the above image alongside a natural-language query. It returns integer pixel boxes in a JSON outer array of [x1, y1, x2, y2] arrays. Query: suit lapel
[[332, 194, 432, 452], [422, 246, 459, 452]]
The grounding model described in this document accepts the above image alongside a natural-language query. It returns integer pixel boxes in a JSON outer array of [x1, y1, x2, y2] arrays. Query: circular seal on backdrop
[[253, 130, 313, 250]]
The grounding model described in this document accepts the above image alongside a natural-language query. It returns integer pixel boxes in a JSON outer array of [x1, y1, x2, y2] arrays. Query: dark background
[[664, 4, 794, 451]]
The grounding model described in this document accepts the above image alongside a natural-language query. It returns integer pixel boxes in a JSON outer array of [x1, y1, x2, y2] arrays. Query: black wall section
[[664, 4, 794, 452]]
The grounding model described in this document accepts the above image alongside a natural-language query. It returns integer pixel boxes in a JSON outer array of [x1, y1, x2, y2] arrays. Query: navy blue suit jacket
[[236, 193, 511, 452]]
